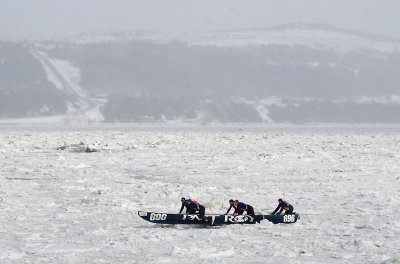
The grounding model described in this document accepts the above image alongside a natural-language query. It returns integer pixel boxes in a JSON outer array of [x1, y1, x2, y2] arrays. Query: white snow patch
[[28, 51, 106, 124], [129, 29, 400, 53], [39, 104, 49, 114], [307, 62, 320, 67], [55, 27, 400, 53], [350, 95, 400, 104], [32, 51, 65, 91], [45, 55, 86, 98]]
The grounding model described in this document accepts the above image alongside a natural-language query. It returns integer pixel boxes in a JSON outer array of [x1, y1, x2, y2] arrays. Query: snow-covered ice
[[0, 124, 399, 263]]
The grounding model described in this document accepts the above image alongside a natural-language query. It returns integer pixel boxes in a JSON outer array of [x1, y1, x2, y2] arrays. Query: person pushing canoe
[[179, 197, 206, 220], [225, 199, 236, 215], [226, 199, 255, 216], [271, 198, 294, 215]]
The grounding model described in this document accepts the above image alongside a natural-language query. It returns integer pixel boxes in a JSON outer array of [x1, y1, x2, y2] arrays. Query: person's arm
[[271, 204, 281, 215], [179, 204, 185, 214], [225, 205, 232, 215]]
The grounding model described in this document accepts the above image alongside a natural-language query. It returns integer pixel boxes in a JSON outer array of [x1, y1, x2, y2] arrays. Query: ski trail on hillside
[[32, 50, 105, 124]]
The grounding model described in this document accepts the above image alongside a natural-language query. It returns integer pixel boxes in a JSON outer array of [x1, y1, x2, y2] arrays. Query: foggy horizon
[[1, 0, 400, 40], [1, 0, 400, 124]]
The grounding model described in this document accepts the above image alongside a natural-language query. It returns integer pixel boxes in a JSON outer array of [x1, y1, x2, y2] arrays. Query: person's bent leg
[[199, 205, 205, 217], [247, 206, 255, 216], [285, 208, 293, 214]]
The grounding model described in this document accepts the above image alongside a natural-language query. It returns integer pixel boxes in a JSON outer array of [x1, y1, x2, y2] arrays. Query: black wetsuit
[[272, 201, 293, 215], [234, 202, 255, 216], [182, 201, 205, 219]]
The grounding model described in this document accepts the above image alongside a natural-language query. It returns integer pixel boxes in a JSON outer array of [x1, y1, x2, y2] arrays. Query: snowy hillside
[[67, 24, 400, 53], [1, 24, 400, 124], [0, 42, 104, 124]]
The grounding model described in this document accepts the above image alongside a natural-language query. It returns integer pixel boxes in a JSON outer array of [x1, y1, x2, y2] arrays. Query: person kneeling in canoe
[[233, 200, 255, 217], [179, 198, 206, 220], [271, 198, 294, 215]]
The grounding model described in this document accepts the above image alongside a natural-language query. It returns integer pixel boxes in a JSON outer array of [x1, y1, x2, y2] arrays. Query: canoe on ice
[[138, 211, 299, 225]]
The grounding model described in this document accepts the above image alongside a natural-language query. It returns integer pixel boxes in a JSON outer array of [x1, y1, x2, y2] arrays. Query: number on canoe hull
[[150, 213, 167, 221], [283, 214, 296, 223]]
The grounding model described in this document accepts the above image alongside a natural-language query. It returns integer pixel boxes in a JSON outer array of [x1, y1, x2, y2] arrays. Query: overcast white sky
[[1, 0, 400, 40]]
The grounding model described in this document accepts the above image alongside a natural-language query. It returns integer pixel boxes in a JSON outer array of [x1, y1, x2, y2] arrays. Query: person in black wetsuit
[[179, 198, 206, 219], [271, 198, 294, 215], [233, 200, 255, 216]]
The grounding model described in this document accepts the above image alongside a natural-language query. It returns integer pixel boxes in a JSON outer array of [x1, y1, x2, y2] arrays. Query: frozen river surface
[[0, 125, 399, 263]]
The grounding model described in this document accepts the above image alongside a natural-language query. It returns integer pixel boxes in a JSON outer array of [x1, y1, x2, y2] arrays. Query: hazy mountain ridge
[[1, 25, 400, 123], [61, 23, 400, 53]]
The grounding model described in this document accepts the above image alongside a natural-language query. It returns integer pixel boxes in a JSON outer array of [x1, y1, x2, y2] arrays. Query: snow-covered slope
[[184, 26, 400, 53], [2, 24, 400, 124]]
